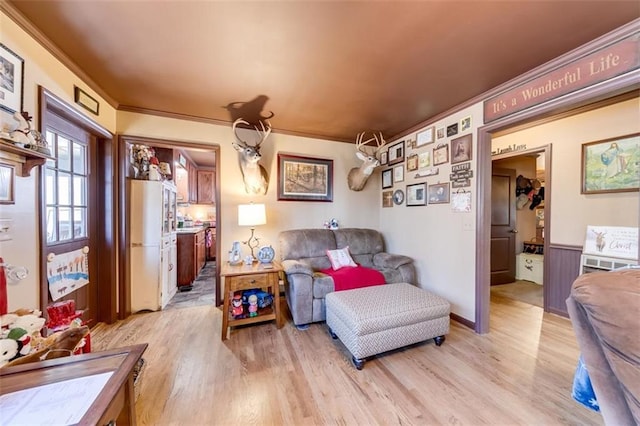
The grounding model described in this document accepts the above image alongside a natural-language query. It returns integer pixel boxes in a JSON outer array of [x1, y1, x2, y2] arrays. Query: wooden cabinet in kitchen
[[197, 169, 216, 204], [177, 228, 206, 291], [188, 161, 198, 204]]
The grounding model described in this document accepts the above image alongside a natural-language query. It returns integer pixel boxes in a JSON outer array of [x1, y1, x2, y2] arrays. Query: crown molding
[[1, 1, 119, 109]]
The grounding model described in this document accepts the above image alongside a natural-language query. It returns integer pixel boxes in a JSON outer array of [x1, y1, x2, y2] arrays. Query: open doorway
[[490, 148, 548, 309], [117, 135, 221, 319]]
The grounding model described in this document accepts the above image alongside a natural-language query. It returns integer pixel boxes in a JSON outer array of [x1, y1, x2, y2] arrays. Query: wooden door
[[41, 113, 98, 324], [491, 167, 517, 285], [197, 170, 215, 204]]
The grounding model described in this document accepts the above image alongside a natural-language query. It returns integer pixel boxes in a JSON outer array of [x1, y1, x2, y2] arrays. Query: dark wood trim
[[2, 3, 118, 109], [546, 245, 583, 318], [450, 312, 475, 330], [38, 87, 117, 324], [118, 135, 222, 319], [475, 20, 640, 334]]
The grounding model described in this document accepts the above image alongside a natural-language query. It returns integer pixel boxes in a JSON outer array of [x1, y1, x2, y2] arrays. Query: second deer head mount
[[232, 118, 272, 195], [347, 132, 388, 191]]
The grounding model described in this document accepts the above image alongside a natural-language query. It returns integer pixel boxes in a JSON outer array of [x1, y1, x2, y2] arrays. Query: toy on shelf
[[248, 294, 258, 317], [231, 293, 244, 318]]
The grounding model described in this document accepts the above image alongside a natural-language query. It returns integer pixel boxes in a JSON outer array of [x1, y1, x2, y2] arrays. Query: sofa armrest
[[282, 259, 314, 277], [373, 252, 413, 269]]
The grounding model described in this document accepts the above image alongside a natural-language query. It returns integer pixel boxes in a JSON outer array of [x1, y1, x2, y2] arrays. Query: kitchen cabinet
[[177, 228, 206, 291], [197, 169, 216, 204], [161, 233, 178, 308], [188, 161, 198, 203]]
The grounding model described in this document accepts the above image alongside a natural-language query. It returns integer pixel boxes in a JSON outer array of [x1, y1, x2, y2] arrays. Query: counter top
[[176, 227, 207, 234]]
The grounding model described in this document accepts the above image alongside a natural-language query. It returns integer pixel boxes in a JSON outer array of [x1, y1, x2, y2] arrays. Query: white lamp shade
[[238, 203, 266, 226]]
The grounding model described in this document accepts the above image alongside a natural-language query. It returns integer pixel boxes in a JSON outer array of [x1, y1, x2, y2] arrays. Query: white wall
[[0, 12, 116, 312], [117, 111, 381, 266]]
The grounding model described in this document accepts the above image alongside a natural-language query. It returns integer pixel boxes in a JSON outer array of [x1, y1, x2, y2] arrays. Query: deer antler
[[355, 131, 387, 157], [232, 118, 271, 149]]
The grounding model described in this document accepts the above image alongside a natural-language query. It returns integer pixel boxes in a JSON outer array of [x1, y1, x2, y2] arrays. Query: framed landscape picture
[[381, 168, 393, 189], [277, 154, 333, 201], [581, 133, 640, 194]]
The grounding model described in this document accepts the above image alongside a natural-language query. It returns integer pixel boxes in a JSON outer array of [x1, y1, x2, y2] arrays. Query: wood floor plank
[[89, 295, 603, 425]]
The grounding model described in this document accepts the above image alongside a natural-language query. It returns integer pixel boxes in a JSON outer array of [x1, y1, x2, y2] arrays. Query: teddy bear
[[0, 339, 19, 367]]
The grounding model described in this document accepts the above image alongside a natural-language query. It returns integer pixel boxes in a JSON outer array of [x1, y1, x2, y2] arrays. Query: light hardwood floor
[[91, 293, 603, 425]]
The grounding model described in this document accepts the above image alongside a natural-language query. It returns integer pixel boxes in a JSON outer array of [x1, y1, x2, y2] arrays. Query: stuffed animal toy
[[6, 327, 31, 357], [0, 339, 20, 367], [5, 325, 90, 367], [10, 314, 45, 336]]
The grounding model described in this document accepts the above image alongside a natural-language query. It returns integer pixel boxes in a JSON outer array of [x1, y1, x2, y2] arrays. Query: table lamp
[[237, 202, 266, 261]]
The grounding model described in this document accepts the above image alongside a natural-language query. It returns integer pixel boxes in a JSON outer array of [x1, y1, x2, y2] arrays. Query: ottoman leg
[[352, 356, 365, 370], [328, 327, 338, 339], [434, 335, 446, 346]]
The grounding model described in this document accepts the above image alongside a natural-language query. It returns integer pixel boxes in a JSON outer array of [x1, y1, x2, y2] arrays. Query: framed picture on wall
[[277, 154, 333, 201], [406, 183, 426, 206], [581, 133, 640, 194], [416, 127, 434, 147], [428, 182, 451, 204], [393, 164, 404, 183], [433, 144, 449, 166], [381, 168, 393, 189], [0, 43, 24, 114], [451, 134, 473, 164], [0, 162, 15, 204], [387, 141, 405, 166]]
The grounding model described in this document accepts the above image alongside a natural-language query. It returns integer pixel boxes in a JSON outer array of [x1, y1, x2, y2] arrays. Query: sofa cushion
[[279, 229, 337, 261], [334, 229, 384, 256], [312, 272, 335, 299], [326, 246, 357, 270]]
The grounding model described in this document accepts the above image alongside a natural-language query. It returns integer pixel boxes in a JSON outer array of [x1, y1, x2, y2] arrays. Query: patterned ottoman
[[326, 282, 450, 369]]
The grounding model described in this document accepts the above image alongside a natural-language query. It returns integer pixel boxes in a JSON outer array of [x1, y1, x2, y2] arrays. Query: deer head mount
[[232, 118, 271, 195], [347, 132, 388, 191]]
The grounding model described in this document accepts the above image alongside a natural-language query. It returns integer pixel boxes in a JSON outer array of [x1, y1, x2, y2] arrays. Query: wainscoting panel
[[546, 244, 582, 317]]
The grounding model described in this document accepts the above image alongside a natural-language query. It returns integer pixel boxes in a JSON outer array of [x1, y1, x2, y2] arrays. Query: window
[[45, 130, 88, 243]]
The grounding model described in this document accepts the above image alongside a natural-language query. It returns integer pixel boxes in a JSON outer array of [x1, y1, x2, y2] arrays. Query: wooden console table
[[220, 261, 283, 340], [0, 343, 147, 425]]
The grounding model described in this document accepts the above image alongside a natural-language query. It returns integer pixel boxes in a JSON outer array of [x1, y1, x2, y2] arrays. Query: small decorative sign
[[450, 162, 474, 188], [583, 226, 638, 260], [492, 143, 527, 156], [415, 167, 439, 178], [74, 86, 100, 115], [451, 189, 472, 213], [484, 35, 640, 123]]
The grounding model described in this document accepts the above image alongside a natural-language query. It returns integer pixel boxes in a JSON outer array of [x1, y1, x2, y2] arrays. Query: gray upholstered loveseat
[[278, 228, 416, 326]]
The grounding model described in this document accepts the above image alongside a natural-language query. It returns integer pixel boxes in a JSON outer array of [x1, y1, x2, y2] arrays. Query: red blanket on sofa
[[320, 265, 386, 292]]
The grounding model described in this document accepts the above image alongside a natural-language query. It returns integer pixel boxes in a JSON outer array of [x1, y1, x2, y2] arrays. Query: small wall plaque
[[74, 86, 99, 115]]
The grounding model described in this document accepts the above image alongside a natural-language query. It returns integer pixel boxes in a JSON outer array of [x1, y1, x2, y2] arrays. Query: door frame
[[475, 75, 639, 333], [491, 146, 552, 309], [38, 87, 117, 324], [117, 135, 221, 319]]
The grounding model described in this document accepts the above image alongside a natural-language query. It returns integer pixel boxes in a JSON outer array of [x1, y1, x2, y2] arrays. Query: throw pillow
[[326, 246, 357, 270]]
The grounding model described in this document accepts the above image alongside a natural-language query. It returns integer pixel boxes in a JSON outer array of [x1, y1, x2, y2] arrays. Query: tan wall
[[0, 12, 116, 312], [117, 111, 381, 270], [492, 98, 640, 246]]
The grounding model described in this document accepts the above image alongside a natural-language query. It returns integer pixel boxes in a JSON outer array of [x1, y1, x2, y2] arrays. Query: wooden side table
[[220, 261, 283, 340]]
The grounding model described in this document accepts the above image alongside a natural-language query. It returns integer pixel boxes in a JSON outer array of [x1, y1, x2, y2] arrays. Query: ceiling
[[7, 1, 640, 144]]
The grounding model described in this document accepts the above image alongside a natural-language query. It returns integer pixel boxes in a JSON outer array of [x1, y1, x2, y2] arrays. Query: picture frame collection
[[379, 115, 474, 208]]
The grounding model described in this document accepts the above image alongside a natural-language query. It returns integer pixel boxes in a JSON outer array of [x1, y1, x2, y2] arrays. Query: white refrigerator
[[130, 180, 177, 312]]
